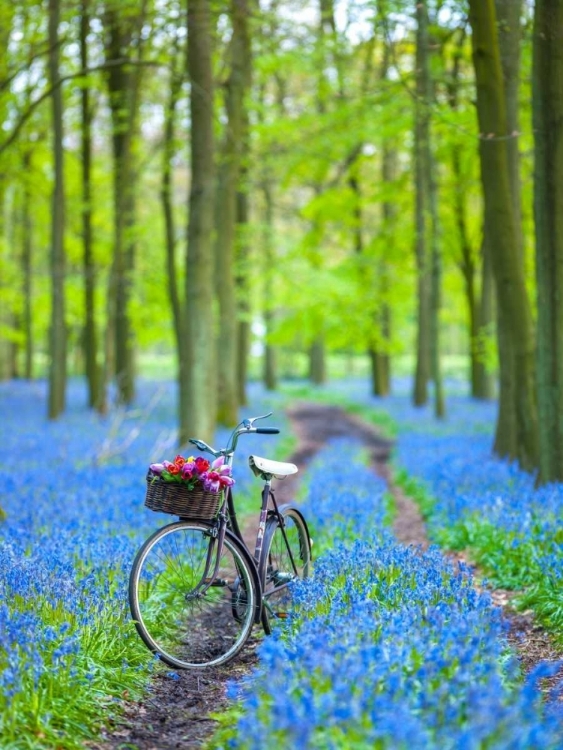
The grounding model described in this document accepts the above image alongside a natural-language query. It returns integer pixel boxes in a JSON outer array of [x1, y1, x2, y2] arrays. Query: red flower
[[168, 464, 180, 475], [174, 455, 186, 468], [194, 457, 210, 473]]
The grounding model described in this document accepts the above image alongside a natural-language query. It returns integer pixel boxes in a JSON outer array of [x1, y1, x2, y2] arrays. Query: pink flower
[[202, 471, 221, 493], [181, 464, 194, 480]]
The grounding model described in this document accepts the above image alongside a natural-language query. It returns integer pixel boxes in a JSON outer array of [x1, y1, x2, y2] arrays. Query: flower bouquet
[[145, 455, 235, 519]]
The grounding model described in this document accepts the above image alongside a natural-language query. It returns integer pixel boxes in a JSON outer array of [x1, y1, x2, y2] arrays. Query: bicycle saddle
[[248, 455, 298, 480]]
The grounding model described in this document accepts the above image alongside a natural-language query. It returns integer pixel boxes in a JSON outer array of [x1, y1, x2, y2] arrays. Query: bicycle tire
[[129, 520, 257, 668], [259, 504, 312, 633]]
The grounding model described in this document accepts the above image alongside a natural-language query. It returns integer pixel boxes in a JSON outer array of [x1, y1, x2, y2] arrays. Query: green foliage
[[392, 467, 436, 521], [392, 469, 563, 644], [0, 572, 152, 749]]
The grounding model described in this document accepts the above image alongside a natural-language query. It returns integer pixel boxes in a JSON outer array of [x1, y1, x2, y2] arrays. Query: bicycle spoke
[[130, 523, 256, 668]]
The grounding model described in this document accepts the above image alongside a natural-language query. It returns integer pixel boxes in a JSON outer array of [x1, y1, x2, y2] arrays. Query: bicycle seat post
[[254, 478, 272, 563]]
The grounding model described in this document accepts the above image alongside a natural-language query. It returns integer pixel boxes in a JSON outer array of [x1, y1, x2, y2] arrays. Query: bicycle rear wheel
[[260, 505, 311, 633], [129, 521, 257, 668]]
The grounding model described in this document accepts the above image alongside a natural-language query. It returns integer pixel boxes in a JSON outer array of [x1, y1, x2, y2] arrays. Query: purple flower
[[202, 471, 221, 493], [149, 463, 164, 475]]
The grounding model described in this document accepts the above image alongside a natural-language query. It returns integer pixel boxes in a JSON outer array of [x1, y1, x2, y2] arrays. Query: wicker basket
[[145, 472, 221, 520]]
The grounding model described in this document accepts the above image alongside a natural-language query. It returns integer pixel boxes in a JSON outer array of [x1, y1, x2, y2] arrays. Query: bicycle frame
[[185, 413, 307, 624]]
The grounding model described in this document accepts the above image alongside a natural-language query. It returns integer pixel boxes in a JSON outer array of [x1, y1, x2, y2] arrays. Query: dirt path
[[93, 403, 561, 750]]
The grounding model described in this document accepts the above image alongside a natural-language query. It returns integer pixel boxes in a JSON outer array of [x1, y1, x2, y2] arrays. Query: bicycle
[[128, 412, 312, 669]]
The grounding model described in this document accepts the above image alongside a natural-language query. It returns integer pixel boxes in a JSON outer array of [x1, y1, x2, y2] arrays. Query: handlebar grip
[[255, 427, 280, 434]]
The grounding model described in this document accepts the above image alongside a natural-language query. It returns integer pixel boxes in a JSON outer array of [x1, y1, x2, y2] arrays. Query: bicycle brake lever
[[189, 438, 212, 452], [252, 412, 273, 423]]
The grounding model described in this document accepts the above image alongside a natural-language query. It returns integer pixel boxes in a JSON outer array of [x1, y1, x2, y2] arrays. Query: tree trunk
[[533, 0, 563, 483], [428, 144, 445, 418], [473, 232, 496, 399], [22, 152, 33, 380], [103, 2, 146, 406], [161, 44, 188, 432], [309, 338, 326, 385], [468, 0, 538, 469], [80, 1, 100, 409], [368, 18, 392, 396], [181, 0, 216, 444], [492, 0, 524, 453], [262, 180, 277, 391], [447, 29, 481, 399], [47, 0, 67, 419], [412, 1, 432, 407], [236, 173, 250, 406], [215, 0, 250, 426], [0, 8, 14, 383], [496, 0, 523, 260]]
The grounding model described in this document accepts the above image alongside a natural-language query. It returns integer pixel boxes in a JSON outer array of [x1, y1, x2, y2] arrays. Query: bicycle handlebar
[[188, 414, 280, 461]]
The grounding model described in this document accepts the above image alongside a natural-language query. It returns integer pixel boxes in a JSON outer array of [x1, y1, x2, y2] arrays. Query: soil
[[92, 403, 562, 750]]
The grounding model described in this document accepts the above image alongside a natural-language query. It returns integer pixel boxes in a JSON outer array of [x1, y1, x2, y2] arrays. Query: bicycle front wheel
[[129, 521, 257, 668], [260, 505, 311, 633]]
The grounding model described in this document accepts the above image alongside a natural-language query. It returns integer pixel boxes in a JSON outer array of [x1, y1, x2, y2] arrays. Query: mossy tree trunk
[[21, 150, 33, 380], [369, 28, 392, 397], [103, 1, 146, 407], [447, 28, 483, 399], [474, 233, 496, 399], [215, 0, 250, 426], [468, 0, 538, 470], [236, 163, 251, 406], [493, 0, 524, 456], [161, 38, 188, 436], [262, 179, 277, 392], [47, 0, 67, 419], [0, 7, 14, 384], [80, 1, 101, 410], [412, 0, 432, 407], [533, 0, 563, 483], [181, 0, 216, 444]]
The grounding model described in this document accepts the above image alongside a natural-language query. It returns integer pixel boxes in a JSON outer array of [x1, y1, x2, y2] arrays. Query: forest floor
[[91, 403, 561, 750]]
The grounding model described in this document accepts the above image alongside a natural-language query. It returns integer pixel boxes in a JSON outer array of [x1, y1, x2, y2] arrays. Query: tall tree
[[446, 27, 482, 399], [370, 29, 393, 396], [493, 0, 524, 455], [47, 0, 67, 419], [0, 4, 14, 382], [533, 0, 563, 482], [21, 150, 33, 380], [261, 179, 277, 391], [215, 0, 251, 425], [412, 0, 432, 408], [181, 0, 216, 444], [102, 0, 147, 407], [468, 0, 538, 469], [236, 151, 251, 406], [474, 233, 496, 399], [161, 32, 185, 378], [80, 0, 100, 409]]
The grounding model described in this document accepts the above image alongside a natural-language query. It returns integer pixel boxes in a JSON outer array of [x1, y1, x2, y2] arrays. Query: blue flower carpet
[[0, 378, 561, 749]]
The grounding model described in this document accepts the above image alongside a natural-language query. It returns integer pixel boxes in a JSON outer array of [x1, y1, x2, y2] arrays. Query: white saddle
[[248, 455, 298, 480]]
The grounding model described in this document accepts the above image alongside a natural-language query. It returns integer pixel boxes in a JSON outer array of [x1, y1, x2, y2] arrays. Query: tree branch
[[0, 57, 166, 155]]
